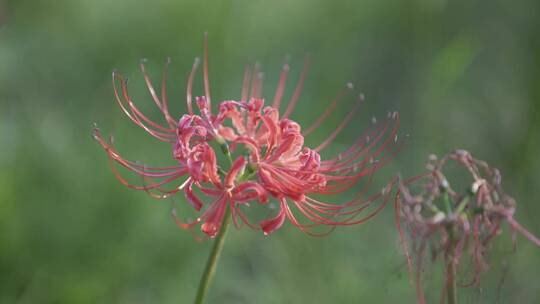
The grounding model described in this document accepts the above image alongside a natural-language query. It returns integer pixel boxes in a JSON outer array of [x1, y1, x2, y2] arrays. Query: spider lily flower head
[[394, 150, 540, 304], [93, 36, 402, 238]]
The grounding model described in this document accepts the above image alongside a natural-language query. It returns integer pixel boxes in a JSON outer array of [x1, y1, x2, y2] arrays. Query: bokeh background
[[1, 0, 540, 303]]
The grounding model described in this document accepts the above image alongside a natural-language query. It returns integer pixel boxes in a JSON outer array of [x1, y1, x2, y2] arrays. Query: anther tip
[[140, 58, 148, 63], [440, 178, 450, 189], [91, 126, 100, 140], [346, 82, 354, 89]]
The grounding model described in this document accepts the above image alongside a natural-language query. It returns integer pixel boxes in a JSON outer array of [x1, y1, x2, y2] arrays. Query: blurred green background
[[1, 0, 540, 303]]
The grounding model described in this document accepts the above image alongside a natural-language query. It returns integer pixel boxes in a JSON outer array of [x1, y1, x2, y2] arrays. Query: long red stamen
[[282, 55, 309, 119], [272, 61, 290, 110], [203, 32, 212, 109], [186, 57, 201, 115], [303, 83, 353, 136]]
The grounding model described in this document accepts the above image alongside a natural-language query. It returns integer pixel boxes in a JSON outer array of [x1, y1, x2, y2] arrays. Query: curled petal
[[260, 200, 287, 235], [225, 156, 247, 188], [232, 136, 261, 163], [184, 181, 203, 211], [201, 195, 228, 237], [233, 181, 268, 204]]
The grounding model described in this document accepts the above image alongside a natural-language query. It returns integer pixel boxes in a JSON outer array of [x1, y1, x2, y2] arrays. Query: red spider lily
[[394, 150, 540, 304], [94, 36, 401, 238]]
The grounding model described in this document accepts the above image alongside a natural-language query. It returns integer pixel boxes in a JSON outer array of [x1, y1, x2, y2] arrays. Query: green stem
[[220, 143, 233, 164], [455, 195, 470, 215], [194, 206, 232, 304], [446, 230, 458, 304], [442, 190, 453, 215]]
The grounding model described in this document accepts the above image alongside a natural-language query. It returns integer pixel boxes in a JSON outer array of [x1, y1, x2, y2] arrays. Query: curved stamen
[[315, 93, 365, 152], [112, 71, 175, 142], [186, 57, 201, 115], [303, 83, 353, 137], [252, 71, 264, 99], [241, 65, 252, 102], [139, 58, 177, 129], [272, 60, 290, 110], [249, 62, 261, 99], [203, 32, 212, 110], [160, 57, 177, 128], [283, 55, 310, 119]]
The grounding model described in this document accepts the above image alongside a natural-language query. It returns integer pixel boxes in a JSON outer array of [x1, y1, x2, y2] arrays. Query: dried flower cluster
[[94, 39, 401, 238], [395, 149, 540, 303]]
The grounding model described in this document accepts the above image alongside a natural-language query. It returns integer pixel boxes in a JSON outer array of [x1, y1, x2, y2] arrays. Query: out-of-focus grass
[[1, 0, 540, 303]]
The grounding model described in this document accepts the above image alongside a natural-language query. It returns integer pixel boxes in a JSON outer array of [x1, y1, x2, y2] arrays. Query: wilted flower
[[94, 37, 401, 238], [394, 150, 540, 304]]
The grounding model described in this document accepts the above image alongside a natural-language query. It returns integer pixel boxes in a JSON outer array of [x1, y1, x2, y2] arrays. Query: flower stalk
[[445, 227, 458, 304], [194, 205, 232, 304]]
